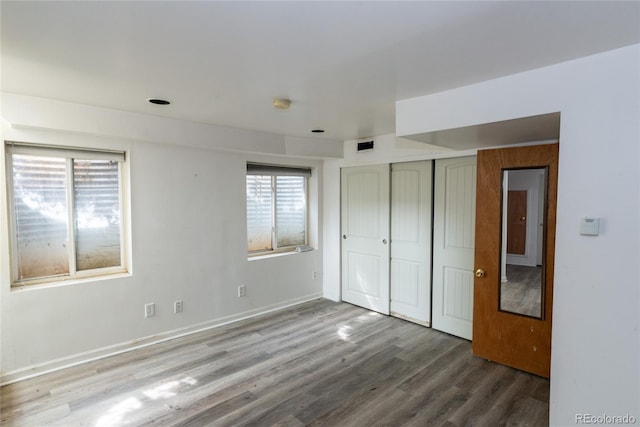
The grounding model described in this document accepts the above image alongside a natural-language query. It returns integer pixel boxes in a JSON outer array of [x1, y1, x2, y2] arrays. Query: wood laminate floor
[[0, 299, 549, 426]]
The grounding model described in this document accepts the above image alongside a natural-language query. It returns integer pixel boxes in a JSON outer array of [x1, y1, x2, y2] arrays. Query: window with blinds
[[246, 163, 309, 254], [6, 143, 127, 285]]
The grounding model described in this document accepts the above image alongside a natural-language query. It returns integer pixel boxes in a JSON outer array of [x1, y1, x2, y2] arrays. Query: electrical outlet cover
[[174, 301, 183, 313], [145, 303, 155, 318]]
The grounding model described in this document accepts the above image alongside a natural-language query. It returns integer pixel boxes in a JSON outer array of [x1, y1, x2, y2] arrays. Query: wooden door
[[390, 161, 432, 325], [506, 190, 527, 254], [472, 144, 558, 378], [341, 164, 390, 314], [432, 156, 477, 340]]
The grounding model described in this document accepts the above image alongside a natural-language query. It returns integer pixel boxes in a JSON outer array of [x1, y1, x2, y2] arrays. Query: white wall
[[0, 95, 326, 382], [396, 45, 640, 425]]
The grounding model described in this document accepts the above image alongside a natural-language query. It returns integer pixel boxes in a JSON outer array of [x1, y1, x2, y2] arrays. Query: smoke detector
[[272, 98, 292, 110]]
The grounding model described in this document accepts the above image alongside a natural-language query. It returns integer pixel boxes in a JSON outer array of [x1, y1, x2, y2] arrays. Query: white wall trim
[[0, 293, 322, 386]]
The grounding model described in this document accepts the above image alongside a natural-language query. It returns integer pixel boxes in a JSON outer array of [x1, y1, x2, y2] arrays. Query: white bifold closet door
[[341, 161, 432, 324], [390, 161, 432, 325], [341, 164, 391, 315], [432, 156, 477, 340]]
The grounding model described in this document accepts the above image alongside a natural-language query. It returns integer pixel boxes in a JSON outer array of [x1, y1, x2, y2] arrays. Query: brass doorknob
[[475, 269, 485, 278]]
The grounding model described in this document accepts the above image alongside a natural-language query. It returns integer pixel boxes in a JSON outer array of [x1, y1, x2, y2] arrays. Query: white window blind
[[246, 164, 310, 253], [275, 176, 306, 247], [246, 175, 273, 252], [7, 142, 127, 284], [73, 158, 122, 271], [11, 154, 70, 279]]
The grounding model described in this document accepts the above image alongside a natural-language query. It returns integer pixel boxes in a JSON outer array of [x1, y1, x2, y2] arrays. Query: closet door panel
[[432, 156, 477, 339], [390, 161, 432, 325], [341, 164, 390, 314]]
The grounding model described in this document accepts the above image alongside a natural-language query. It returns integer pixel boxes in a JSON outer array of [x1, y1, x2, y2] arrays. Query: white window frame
[[246, 163, 310, 256], [5, 142, 129, 287]]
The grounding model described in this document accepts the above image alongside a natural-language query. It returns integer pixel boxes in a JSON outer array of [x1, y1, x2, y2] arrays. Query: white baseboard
[[1, 293, 322, 386]]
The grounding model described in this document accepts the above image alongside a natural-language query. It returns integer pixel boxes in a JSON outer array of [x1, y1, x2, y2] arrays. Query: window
[[6, 143, 127, 285], [246, 163, 310, 254]]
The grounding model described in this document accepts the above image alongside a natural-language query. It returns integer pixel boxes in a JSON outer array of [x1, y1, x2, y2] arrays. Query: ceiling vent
[[357, 141, 374, 151]]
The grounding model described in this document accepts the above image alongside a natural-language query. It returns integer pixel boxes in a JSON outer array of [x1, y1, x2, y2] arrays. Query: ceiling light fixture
[[148, 98, 171, 105], [272, 98, 292, 110]]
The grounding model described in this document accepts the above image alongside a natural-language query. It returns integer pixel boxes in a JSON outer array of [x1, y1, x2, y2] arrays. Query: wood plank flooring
[[0, 299, 549, 426]]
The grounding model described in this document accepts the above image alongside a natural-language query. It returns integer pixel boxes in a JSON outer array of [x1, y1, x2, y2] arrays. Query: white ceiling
[[2, 1, 639, 143]]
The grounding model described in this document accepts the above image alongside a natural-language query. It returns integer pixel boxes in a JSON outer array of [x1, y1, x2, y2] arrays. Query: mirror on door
[[499, 167, 548, 319]]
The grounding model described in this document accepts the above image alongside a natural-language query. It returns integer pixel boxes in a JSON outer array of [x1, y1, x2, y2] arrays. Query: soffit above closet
[[402, 113, 561, 151]]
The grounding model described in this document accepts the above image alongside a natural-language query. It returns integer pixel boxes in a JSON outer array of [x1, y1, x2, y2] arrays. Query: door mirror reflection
[[499, 168, 547, 319]]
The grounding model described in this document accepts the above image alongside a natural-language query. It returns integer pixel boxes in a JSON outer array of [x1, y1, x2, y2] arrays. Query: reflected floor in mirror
[[500, 264, 542, 318]]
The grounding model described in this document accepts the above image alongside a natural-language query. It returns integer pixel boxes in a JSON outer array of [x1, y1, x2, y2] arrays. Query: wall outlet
[[174, 300, 183, 313], [238, 284, 246, 297], [144, 303, 155, 318], [312, 271, 318, 280]]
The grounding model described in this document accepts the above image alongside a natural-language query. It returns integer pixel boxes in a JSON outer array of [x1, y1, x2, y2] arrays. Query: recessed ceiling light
[[311, 129, 325, 133], [148, 98, 171, 105]]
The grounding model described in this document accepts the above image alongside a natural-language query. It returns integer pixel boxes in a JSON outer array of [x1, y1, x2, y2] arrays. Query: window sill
[[248, 248, 315, 261], [11, 271, 132, 292]]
